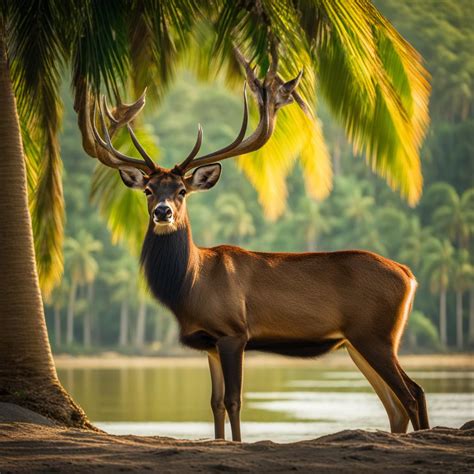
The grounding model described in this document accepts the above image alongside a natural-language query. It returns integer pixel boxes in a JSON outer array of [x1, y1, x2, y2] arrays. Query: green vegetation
[[44, 0, 473, 354]]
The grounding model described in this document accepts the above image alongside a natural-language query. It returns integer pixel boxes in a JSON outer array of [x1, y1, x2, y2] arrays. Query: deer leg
[[216, 336, 247, 442], [346, 342, 409, 433], [348, 339, 421, 430], [396, 362, 430, 429], [207, 350, 226, 439]]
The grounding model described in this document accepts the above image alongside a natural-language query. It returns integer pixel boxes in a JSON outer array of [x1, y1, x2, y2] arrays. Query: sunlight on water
[[58, 361, 474, 442]]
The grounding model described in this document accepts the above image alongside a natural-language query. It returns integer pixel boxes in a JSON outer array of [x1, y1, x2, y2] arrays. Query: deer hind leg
[[208, 350, 226, 439], [347, 338, 421, 431], [346, 342, 409, 433], [216, 335, 247, 442], [396, 362, 430, 429]]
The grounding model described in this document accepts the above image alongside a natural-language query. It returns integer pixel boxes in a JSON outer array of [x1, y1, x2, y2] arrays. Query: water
[[57, 359, 474, 442]]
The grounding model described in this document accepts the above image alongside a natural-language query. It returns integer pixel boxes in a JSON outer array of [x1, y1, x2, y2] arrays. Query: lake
[[57, 355, 474, 442]]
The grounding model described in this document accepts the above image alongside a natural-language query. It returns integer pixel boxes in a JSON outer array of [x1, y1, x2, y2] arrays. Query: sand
[[0, 404, 472, 473], [53, 352, 474, 370]]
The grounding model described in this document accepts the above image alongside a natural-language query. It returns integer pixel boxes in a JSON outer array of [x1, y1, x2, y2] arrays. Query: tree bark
[[0, 30, 91, 428], [119, 300, 129, 347], [66, 277, 77, 345], [135, 298, 147, 349], [83, 282, 93, 348], [439, 289, 447, 347], [455, 290, 463, 349], [54, 305, 62, 347]]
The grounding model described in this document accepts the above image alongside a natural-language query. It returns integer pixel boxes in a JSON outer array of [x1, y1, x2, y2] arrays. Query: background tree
[[64, 231, 102, 346], [422, 239, 454, 347], [452, 250, 473, 349]]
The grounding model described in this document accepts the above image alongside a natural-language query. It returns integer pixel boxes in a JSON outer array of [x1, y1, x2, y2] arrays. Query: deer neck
[[140, 216, 199, 312]]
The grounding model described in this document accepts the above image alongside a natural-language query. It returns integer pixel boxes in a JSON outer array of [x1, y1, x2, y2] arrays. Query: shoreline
[[1, 419, 472, 473], [53, 351, 474, 369]]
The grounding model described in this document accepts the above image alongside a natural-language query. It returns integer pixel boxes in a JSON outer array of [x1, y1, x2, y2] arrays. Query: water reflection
[[58, 362, 474, 442]]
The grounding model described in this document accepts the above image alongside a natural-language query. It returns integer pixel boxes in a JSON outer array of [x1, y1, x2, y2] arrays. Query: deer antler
[[75, 80, 154, 173], [176, 41, 306, 173]]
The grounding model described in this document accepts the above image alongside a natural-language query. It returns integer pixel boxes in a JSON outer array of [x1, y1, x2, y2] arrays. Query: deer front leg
[[207, 350, 225, 439], [216, 335, 247, 442]]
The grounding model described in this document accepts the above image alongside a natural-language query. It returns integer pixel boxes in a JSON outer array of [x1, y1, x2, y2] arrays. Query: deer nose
[[153, 204, 173, 222]]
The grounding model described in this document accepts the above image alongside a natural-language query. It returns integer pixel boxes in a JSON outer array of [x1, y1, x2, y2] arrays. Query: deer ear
[[119, 167, 147, 189], [185, 164, 222, 192]]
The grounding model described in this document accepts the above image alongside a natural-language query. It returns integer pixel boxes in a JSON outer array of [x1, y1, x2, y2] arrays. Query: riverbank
[[1, 417, 472, 473], [54, 351, 473, 369]]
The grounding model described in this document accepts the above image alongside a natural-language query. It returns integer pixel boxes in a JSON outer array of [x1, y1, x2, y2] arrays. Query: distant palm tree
[[0, 0, 430, 424], [399, 216, 437, 273], [215, 194, 255, 245], [426, 183, 474, 248], [45, 279, 69, 348], [452, 250, 473, 349], [292, 198, 333, 251], [107, 266, 135, 347], [64, 231, 102, 346], [422, 239, 454, 347]]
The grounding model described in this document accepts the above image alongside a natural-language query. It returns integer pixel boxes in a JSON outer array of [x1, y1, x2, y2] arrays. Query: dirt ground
[[1, 418, 473, 473]]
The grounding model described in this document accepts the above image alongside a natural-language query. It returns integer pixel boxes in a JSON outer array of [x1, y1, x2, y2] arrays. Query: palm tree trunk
[[54, 305, 62, 347], [66, 277, 78, 345], [455, 290, 463, 349], [119, 300, 129, 347], [135, 298, 147, 349], [469, 287, 474, 344], [0, 31, 90, 428], [439, 289, 447, 347], [83, 282, 93, 348]]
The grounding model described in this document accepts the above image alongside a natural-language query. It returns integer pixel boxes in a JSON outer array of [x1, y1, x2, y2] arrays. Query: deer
[[75, 45, 429, 442]]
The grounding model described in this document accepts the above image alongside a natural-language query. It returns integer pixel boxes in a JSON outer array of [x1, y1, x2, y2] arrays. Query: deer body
[[76, 44, 429, 441], [142, 219, 413, 353]]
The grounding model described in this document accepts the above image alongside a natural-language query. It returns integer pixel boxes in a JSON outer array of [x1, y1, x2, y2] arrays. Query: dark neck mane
[[140, 221, 196, 312]]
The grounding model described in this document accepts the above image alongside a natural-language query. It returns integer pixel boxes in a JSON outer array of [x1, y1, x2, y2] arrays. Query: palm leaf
[[7, 0, 68, 295]]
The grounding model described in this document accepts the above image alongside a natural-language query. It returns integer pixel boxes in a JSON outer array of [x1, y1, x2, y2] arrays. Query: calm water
[[58, 359, 474, 442]]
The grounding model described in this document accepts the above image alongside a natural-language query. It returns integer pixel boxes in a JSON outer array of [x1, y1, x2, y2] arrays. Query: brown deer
[[75, 47, 429, 442]]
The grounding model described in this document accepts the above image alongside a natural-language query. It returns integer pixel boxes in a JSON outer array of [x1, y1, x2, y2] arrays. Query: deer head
[[76, 45, 306, 235]]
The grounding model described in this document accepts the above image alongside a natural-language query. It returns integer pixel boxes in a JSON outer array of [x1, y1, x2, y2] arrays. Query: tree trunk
[[0, 31, 91, 428], [83, 282, 93, 348], [66, 277, 78, 345], [54, 305, 62, 347], [135, 298, 147, 349], [469, 287, 474, 344], [439, 289, 447, 347], [455, 290, 463, 350], [119, 300, 129, 347]]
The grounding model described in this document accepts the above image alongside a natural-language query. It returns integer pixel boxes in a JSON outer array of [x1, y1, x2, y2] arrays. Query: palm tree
[[292, 198, 333, 251], [425, 183, 474, 248], [105, 258, 137, 348], [48, 279, 70, 348], [64, 231, 102, 346], [452, 250, 473, 349], [215, 194, 255, 245], [422, 239, 454, 347], [0, 1, 430, 424], [399, 216, 436, 273]]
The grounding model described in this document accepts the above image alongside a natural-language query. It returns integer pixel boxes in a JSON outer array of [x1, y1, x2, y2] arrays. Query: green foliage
[[3, 0, 431, 291], [407, 311, 441, 351]]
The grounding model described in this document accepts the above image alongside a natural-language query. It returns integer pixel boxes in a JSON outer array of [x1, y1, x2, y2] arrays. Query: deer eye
[[179, 189, 187, 197], [144, 188, 152, 197]]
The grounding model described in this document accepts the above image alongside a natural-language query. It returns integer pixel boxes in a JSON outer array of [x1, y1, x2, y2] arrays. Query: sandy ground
[[0, 419, 473, 473], [53, 352, 474, 369]]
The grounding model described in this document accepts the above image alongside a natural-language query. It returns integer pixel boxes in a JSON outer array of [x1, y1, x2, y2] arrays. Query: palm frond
[[7, 0, 67, 295], [314, 0, 430, 205]]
